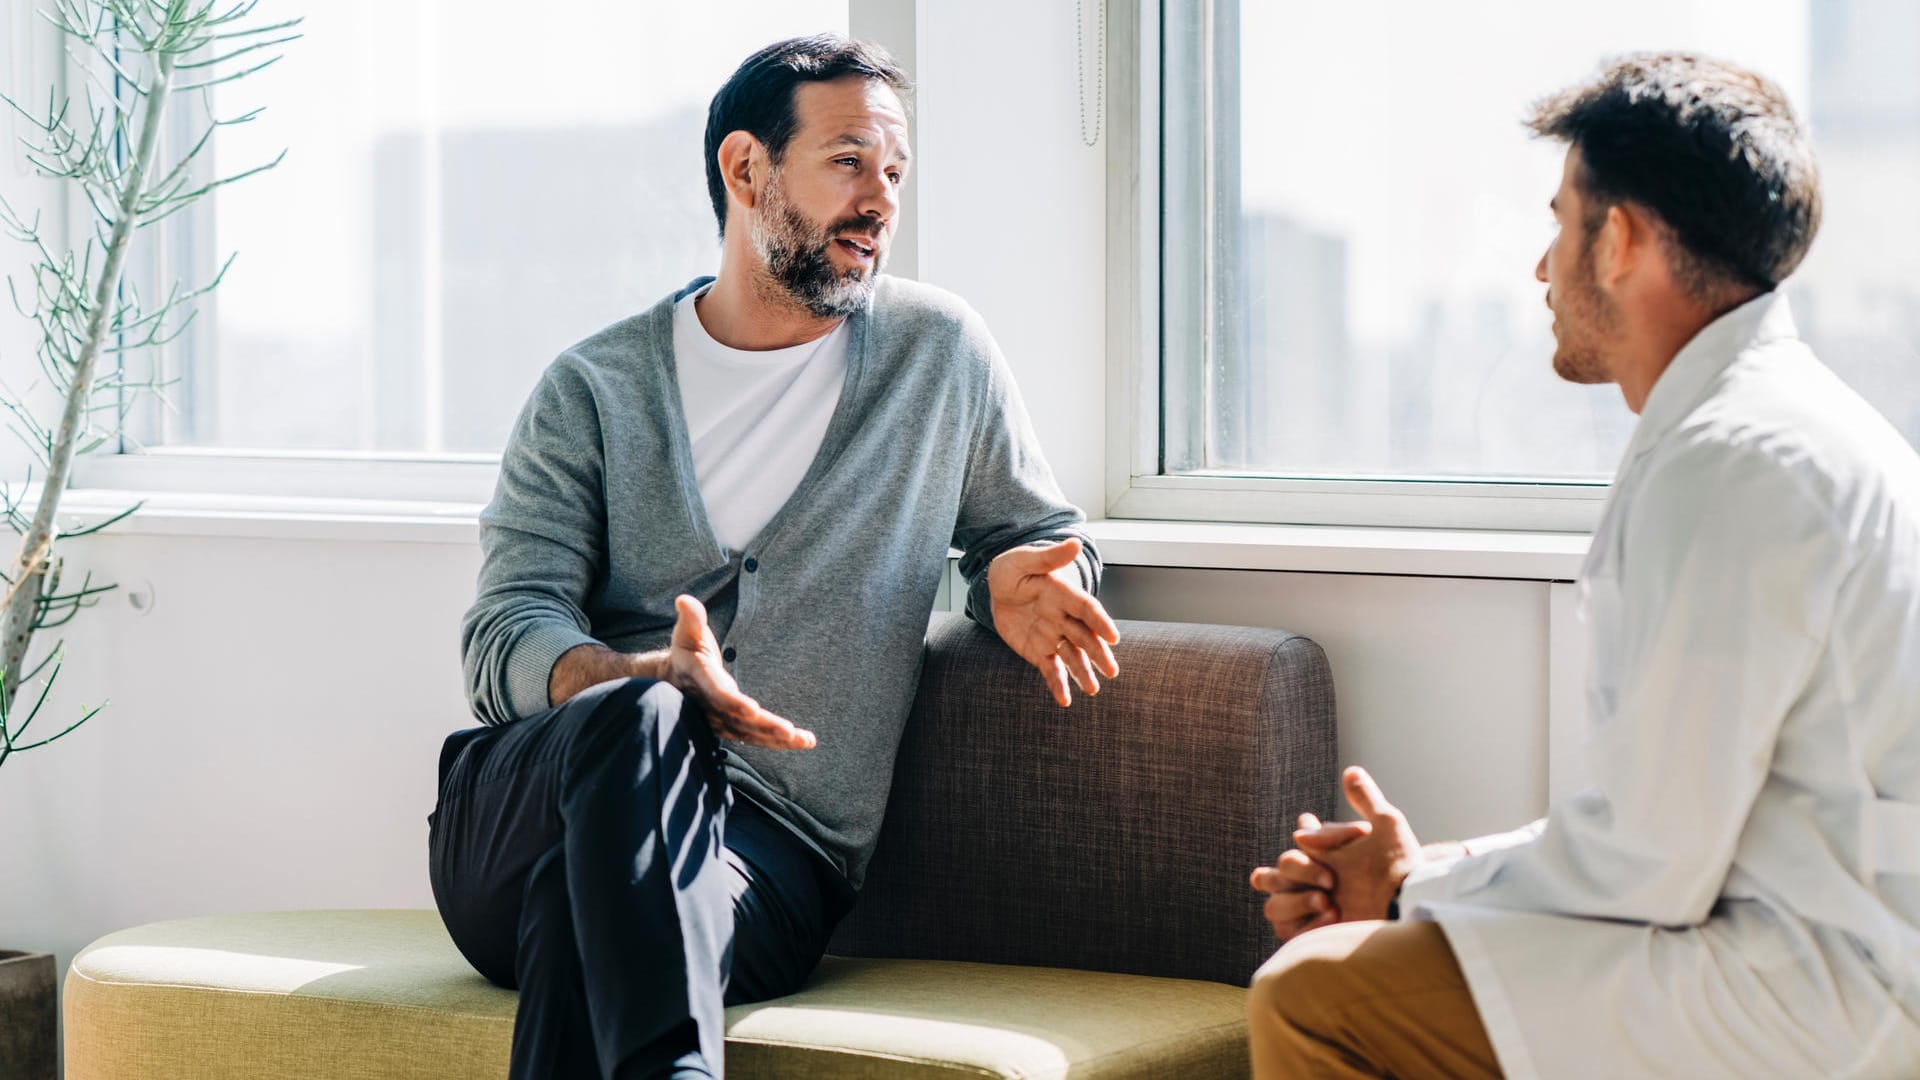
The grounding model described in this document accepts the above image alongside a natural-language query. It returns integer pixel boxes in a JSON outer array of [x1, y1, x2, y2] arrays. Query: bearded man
[[432, 36, 1119, 1080]]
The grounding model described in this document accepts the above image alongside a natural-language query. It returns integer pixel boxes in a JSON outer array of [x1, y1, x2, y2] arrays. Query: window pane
[[159, 1, 848, 453], [1196, 0, 1919, 481]]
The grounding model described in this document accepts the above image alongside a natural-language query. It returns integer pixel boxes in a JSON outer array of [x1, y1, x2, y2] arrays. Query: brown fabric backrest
[[830, 614, 1339, 987]]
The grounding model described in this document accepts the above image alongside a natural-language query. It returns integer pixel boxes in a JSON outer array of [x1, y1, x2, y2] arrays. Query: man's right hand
[[665, 595, 816, 750]]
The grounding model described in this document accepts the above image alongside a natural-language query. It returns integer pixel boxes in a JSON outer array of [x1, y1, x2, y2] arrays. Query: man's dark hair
[[703, 35, 911, 238], [1528, 52, 1821, 299]]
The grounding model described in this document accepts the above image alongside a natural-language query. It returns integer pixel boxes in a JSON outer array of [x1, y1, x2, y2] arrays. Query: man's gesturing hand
[[986, 538, 1120, 707], [665, 595, 816, 750], [1291, 766, 1421, 922]]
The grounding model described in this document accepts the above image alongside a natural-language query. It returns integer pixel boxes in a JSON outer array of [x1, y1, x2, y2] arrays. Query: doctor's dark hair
[[703, 35, 912, 238], [1528, 52, 1821, 299]]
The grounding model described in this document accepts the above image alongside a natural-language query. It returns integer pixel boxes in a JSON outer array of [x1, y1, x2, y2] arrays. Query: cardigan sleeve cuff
[[504, 623, 602, 720]]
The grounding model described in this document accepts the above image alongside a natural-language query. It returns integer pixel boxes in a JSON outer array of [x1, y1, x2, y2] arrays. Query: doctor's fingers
[[1295, 906, 1341, 936], [1293, 820, 1373, 851], [1250, 850, 1334, 893], [1342, 766, 1404, 824], [1263, 889, 1336, 941]]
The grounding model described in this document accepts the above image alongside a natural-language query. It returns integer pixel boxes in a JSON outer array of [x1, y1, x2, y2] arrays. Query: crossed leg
[[1249, 920, 1501, 1080]]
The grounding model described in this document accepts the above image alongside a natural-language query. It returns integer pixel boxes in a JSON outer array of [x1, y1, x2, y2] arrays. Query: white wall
[[1101, 567, 1549, 841], [915, 0, 1111, 512], [0, 0, 1555, 1001], [2, 533, 473, 966]]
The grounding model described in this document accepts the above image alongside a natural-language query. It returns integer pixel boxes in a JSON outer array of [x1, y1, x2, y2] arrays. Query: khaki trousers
[[1248, 920, 1502, 1079]]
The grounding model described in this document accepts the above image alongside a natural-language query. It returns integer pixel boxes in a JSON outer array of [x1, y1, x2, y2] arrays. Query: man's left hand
[[987, 537, 1120, 706]]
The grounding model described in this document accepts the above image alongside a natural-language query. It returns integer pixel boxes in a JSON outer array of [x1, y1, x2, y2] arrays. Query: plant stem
[[0, 51, 177, 710]]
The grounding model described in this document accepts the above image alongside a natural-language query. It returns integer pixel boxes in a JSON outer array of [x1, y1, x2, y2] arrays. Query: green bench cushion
[[65, 910, 1250, 1079]]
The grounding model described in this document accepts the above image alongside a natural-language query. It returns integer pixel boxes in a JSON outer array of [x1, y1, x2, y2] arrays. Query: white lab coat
[[1401, 293, 1920, 1079]]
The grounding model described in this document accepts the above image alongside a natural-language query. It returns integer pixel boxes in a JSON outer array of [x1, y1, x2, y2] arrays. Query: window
[[1128, 0, 1920, 530], [117, 1, 852, 461]]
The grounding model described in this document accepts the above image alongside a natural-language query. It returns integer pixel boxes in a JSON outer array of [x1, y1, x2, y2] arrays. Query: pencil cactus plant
[[0, 0, 298, 771]]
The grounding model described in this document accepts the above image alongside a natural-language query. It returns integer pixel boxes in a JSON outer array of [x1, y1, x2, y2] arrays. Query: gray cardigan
[[461, 275, 1099, 886]]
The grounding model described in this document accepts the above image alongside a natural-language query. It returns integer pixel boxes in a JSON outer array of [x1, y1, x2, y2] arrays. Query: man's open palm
[[987, 538, 1121, 706], [667, 595, 816, 750]]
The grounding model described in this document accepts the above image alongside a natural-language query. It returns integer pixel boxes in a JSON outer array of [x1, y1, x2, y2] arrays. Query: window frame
[[68, 0, 918, 504], [1106, 0, 1610, 532]]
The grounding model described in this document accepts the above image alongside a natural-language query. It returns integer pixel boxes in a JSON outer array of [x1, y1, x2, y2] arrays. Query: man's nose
[[856, 170, 898, 226], [1534, 246, 1550, 284]]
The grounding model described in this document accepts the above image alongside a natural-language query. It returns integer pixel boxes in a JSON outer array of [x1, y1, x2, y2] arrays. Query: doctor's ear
[[1595, 202, 1656, 290], [717, 131, 765, 215]]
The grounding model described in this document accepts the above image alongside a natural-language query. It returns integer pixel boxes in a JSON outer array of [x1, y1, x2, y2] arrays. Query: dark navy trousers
[[428, 677, 852, 1079]]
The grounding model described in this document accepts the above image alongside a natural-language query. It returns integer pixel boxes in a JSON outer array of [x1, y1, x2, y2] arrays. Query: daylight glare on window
[[157, 1, 849, 454], [1196, 0, 1920, 483]]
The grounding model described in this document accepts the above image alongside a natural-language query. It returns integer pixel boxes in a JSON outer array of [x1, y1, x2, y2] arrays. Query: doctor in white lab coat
[[1248, 53, 1920, 1080]]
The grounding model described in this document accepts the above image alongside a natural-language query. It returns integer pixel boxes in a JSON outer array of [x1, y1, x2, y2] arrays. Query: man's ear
[[717, 130, 764, 217]]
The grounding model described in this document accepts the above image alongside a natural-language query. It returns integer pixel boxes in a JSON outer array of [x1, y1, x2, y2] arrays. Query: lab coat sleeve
[[1401, 820, 1546, 891], [1401, 440, 1846, 926]]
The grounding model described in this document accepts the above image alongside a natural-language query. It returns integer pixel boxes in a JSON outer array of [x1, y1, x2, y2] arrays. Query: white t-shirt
[[671, 288, 850, 553]]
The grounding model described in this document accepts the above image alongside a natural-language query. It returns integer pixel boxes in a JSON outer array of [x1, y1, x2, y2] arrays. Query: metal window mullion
[[1157, 0, 1209, 474], [1197, 0, 1218, 473]]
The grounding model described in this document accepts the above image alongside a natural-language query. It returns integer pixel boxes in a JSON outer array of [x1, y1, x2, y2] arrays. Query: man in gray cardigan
[[430, 35, 1118, 1080]]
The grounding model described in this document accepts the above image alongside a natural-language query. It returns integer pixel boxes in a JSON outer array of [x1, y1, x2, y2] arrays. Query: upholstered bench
[[65, 615, 1337, 1078]]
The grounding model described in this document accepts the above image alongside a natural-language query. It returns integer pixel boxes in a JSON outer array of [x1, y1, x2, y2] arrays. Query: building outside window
[[1151, 0, 1919, 527], [124, 1, 849, 457]]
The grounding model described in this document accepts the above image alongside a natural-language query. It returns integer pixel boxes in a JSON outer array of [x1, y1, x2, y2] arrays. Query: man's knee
[[554, 676, 685, 772]]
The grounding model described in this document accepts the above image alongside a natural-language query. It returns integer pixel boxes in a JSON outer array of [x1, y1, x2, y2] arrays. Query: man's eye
[[837, 157, 859, 168], [887, 171, 903, 185]]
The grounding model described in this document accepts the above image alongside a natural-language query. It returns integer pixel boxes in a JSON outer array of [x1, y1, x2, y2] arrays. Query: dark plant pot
[[0, 950, 57, 1080]]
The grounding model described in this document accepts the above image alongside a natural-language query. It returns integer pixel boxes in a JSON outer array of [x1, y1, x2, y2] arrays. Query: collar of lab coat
[[1618, 289, 1800, 469]]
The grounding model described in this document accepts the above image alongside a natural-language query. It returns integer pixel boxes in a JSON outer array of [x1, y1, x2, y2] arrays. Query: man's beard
[[751, 174, 884, 319], [1549, 246, 1616, 386]]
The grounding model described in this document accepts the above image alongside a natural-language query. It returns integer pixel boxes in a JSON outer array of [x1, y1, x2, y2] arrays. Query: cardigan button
[[722, 646, 737, 663], [743, 557, 759, 573]]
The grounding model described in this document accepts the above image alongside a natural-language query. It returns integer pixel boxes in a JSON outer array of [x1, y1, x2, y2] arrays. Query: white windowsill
[[54, 490, 1591, 578], [1081, 519, 1587, 581], [56, 490, 485, 545]]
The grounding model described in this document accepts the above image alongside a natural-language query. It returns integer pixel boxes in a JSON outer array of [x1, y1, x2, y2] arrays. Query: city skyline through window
[[1202, 0, 1919, 482], [150, 0, 850, 453]]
